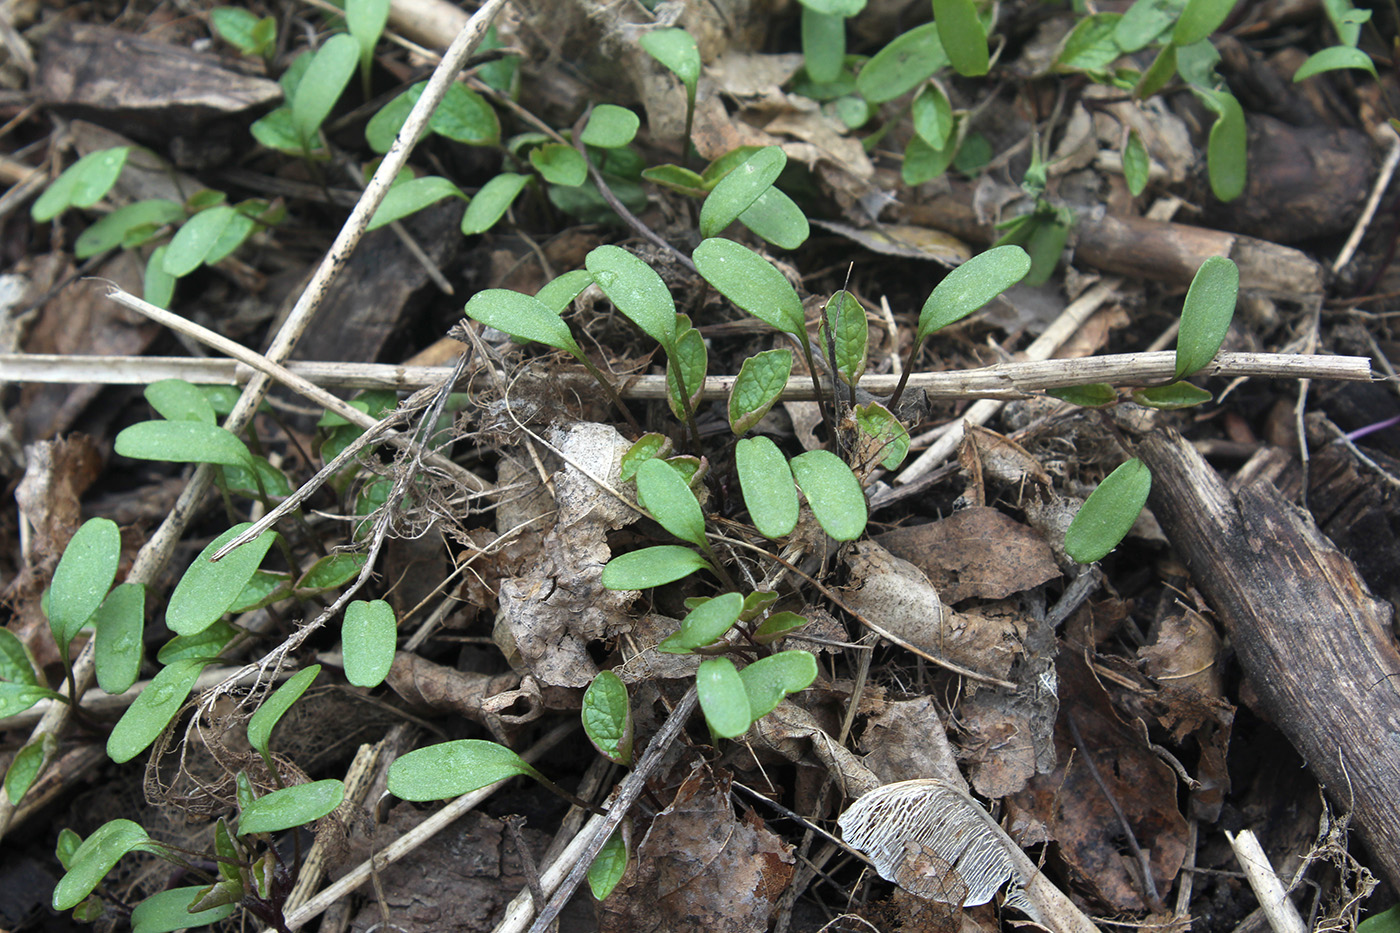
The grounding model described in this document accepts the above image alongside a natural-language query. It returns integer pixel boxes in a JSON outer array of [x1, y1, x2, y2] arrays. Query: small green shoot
[[790, 449, 868, 541], [237, 779, 345, 835], [588, 828, 629, 900], [601, 546, 713, 590], [582, 671, 633, 765], [1064, 459, 1153, 563], [387, 739, 550, 800], [735, 437, 800, 539], [166, 524, 278, 636], [52, 819, 156, 910], [657, 592, 745, 654], [49, 517, 120, 658], [107, 659, 206, 763], [32, 147, 130, 223], [247, 665, 321, 760], [342, 599, 396, 688], [1175, 255, 1239, 379]]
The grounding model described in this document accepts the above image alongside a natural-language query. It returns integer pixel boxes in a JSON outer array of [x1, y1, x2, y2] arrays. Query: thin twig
[[1334, 123, 1400, 274]]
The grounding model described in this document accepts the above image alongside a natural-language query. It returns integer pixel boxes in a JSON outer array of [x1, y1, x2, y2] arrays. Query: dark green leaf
[[4, 733, 55, 807], [531, 144, 588, 186], [1115, 0, 1181, 51], [163, 205, 235, 277], [729, 349, 793, 435], [364, 85, 424, 153], [430, 83, 500, 146], [639, 29, 701, 90], [1132, 381, 1214, 409], [535, 269, 594, 313], [586, 244, 677, 351], [692, 237, 805, 335], [292, 33, 358, 147], [1197, 88, 1247, 202], [823, 290, 868, 387], [75, 199, 183, 259], [238, 779, 344, 835], [388, 739, 548, 801], [202, 205, 256, 266], [1064, 458, 1152, 563], [701, 147, 764, 189], [739, 649, 818, 719], [736, 436, 800, 539], [52, 819, 154, 909], [166, 524, 278, 636], [461, 172, 529, 235], [463, 288, 582, 356], [753, 611, 808, 645], [601, 546, 712, 590], [157, 621, 237, 665], [911, 84, 954, 149], [367, 176, 465, 230], [107, 659, 207, 763], [1123, 129, 1150, 196], [588, 828, 629, 900], [0, 627, 41, 687], [1175, 38, 1221, 86], [802, 7, 847, 84], [658, 591, 744, 654], [93, 583, 145, 696], [1357, 906, 1400, 933], [347, 0, 390, 80], [697, 657, 751, 739], [32, 148, 130, 222], [581, 105, 640, 148], [1134, 43, 1177, 98], [1293, 45, 1377, 81], [145, 378, 216, 423], [620, 434, 673, 482], [251, 106, 305, 154], [1054, 13, 1123, 73], [917, 245, 1030, 341], [129, 886, 237, 933], [343, 599, 396, 688], [0, 683, 57, 719], [641, 164, 708, 197], [1176, 254, 1238, 378], [1048, 383, 1118, 407], [1174, 0, 1237, 46], [49, 517, 120, 656], [933, 0, 989, 76], [581, 671, 632, 765], [210, 7, 267, 55], [853, 402, 910, 470], [666, 322, 708, 421], [635, 458, 707, 547], [903, 127, 960, 185], [790, 450, 867, 541], [856, 23, 948, 103], [737, 187, 810, 250], [143, 246, 176, 309], [298, 553, 368, 591], [700, 146, 786, 239], [247, 665, 320, 757]]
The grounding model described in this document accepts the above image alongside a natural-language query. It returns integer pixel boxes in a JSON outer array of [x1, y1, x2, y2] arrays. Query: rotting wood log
[[1135, 428, 1400, 889]]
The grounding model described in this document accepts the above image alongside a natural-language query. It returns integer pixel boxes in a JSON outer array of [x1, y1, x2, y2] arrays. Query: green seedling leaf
[[5, 733, 55, 806], [833, 94, 871, 128], [367, 176, 465, 230], [0, 627, 41, 687], [1196, 88, 1246, 202], [753, 610, 809, 645], [903, 126, 961, 185], [739, 591, 780, 622], [347, 0, 390, 84], [236, 770, 257, 814], [581, 105, 641, 148], [586, 244, 677, 351], [130, 886, 237, 933], [75, 199, 183, 259], [157, 620, 237, 665], [739, 649, 818, 719], [536, 269, 594, 313], [203, 201, 259, 267], [1293, 45, 1377, 81], [1175, 36, 1221, 86], [582, 670, 633, 765], [1123, 129, 1150, 196], [1132, 381, 1214, 409], [32, 147, 130, 223], [658, 592, 744, 654], [461, 172, 530, 235], [145, 378, 216, 423], [227, 569, 291, 613], [668, 455, 706, 486], [698, 657, 751, 739], [918, 245, 1031, 341], [1049, 383, 1118, 407], [107, 659, 206, 763], [199, 385, 245, 417], [464, 288, 581, 356], [636, 457, 707, 547], [251, 105, 305, 154], [1115, 0, 1180, 51], [1358, 906, 1400, 933], [737, 187, 810, 250], [854, 402, 910, 469], [1064, 458, 1152, 563], [912, 84, 955, 149], [933, 0, 989, 76], [1174, 0, 1237, 46], [639, 28, 700, 90], [601, 546, 712, 590], [1019, 207, 1073, 286], [791, 450, 867, 541], [56, 828, 84, 870], [247, 665, 320, 756], [298, 553, 367, 591], [213, 818, 240, 882], [588, 828, 629, 900], [52, 819, 155, 910], [166, 524, 278, 636], [730, 349, 793, 435], [1176, 255, 1238, 378], [94, 583, 145, 696], [693, 237, 805, 335], [1134, 43, 1176, 97], [431, 82, 500, 145], [210, 7, 272, 56], [666, 316, 707, 421], [700, 146, 786, 239], [856, 23, 948, 103], [1054, 12, 1123, 73], [365, 85, 423, 153], [531, 143, 588, 186], [736, 436, 800, 539], [49, 517, 120, 657], [238, 779, 344, 835], [641, 164, 708, 197], [620, 433, 674, 482], [343, 599, 396, 688], [798, 0, 866, 14], [0, 683, 58, 719], [143, 245, 175, 309], [388, 739, 548, 800], [802, 8, 847, 84], [292, 33, 358, 148], [823, 290, 868, 387], [162, 205, 236, 277], [701, 147, 764, 188]]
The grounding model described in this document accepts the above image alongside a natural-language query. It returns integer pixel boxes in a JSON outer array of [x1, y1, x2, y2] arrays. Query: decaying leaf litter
[[1, 0, 1398, 931]]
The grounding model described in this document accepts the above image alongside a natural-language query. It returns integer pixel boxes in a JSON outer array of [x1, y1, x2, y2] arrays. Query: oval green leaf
[[620, 433, 673, 482], [247, 664, 321, 756], [167, 523, 278, 636], [753, 610, 809, 645], [0, 683, 57, 719], [1049, 383, 1118, 407], [1132, 381, 1214, 409], [1064, 458, 1153, 563], [144, 245, 176, 309], [157, 620, 237, 665], [933, 0, 989, 76], [601, 546, 711, 590], [32, 147, 130, 222], [736, 436, 800, 539], [52, 819, 153, 910], [115, 420, 253, 469], [642, 163, 708, 197], [343, 599, 396, 688], [1176, 255, 1238, 378], [586, 244, 677, 351], [588, 827, 629, 900], [737, 187, 810, 250], [145, 378, 215, 424], [388, 739, 546, 801], [730, 348, 793, 435], [292, 33, 358, 146], [75, 199, 183, 259], [367, 176, 465, 230], [1054, 12, 1123, 73], [461, 172, 530, 235], [0, 627, 41, 687], [129, 885, 237, 933], [918, 245, 1031, 342], [1197, 88, 1247, 202], [49, 517, 120, 655], [666, 322, 707, 421], [856, 23, 948, 103], [107, 659, 206, 763], [658, 591, 744, 654], [802, 7, 847, 84], [700, 146, 786, 239], [238, 779, 344, 835], [854, 402, 910, 470], [635, 458, 707, 547], [1174, 0, 1237, 46], [535, 268, 594, 313], [693, 237, 805, 335], [429, 82, 500, 146], [94, 583, 145, 695], [739, 649, 818, 719], [582, 670, 633, 765], [464, 288, 581, 356], [531, 143, 588, 187], [298, 553, 367, 591], [912, 84, 954, 149], [791, 449, 867, 541], [1123, 129, 1150, 196], [639, 28, 700, 89], [581, 105, 640, 148], [698, 657, 751, 739], [823, 290, 868, 387], [1294, 46, 1377, 82], [5, 733, 55, 807], [163, 205, 236, 277]]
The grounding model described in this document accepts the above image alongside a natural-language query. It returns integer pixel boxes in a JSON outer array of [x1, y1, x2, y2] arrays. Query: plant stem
[[796, 334, 837, 447], [575, 353, 642, 433], [886, 337, 923, 413]]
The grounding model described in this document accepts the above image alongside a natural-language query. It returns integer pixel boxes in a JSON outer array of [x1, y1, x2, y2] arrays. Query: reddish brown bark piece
[[1136, 429, 1400, 890], [876, 506, 1060, 604]]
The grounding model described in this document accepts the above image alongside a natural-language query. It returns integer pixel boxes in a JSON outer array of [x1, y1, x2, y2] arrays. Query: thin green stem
[[796, 334, 837, 447], [886, 337, 923, 413], [575, 352, 642, 433]]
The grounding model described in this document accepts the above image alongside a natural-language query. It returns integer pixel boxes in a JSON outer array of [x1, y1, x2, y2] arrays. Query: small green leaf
[[94, 583, 145, 696], [1064, 458, 1153, 563], [911, 84, 954, 149], [4, 733, 55, 806], [166, 524, 278, 636], [0, 683, 58, 719], [1134, 43, 1177, 98], [586, 244, 677, 351], [461, 172, 530, 235], [143, 245, 175, 309], [1123, 129, 1150, 196], [737, 187, 810, 250], [388, 739, 548, 801], [620, 433, 674, 482], [856, 23, 948, 103], [739, 591, 779, 621], [798, 0, 866, 15], [823, 290, 868, 387], [531, 144, 588, 186], [802, 8, 847, 84], [581, 105, 641, 148], [364, 85, 424, 153], [639, 28, 700, 91], [641, 164, 708, 197], [790, 450, 867, 541], [75, 199, 183, 259], [700, 146, 786, 239], [582, 671, 633, 765], [157, 620, 237, 665], [658, 591, 744, 654], [56, 828, 83, 870], [730, 349, 793, 435], [693, 237, 805, 336], [226, 569, 291, 614], [1293, 45, 1377, 81], [52, 819, 154, 910], [1054, 12, 1124, 73], [635, 458, 707, 547], [753, 610, 809, 645], [49, 518, 121, 657], [210, 7, 268, 55], [1049, 383, 1118, 407], [298, 553, 368, 591], [697, 657, 751, 739], [463, 289, 582, 356], [247, 665, 321, 756], [1132, 381, 1214, 409], [854, 402, 910, 469], [32, 147, 130, 223], [145, 378, 216, 424], [203, 203, 257, 266], [292, 33, 358, 148], [588, 828, 629, 900], [251, 106, 304, 154], [163, 205, 236, 277], [1175, 255, 1239, 378], [736, 436, 800, 539], [535, 269, 594, 313], [238, 779, 344, 835], [601, 546, 712, 590], [430, 83, 500, 145], [107, 659, 207, 763], [1357, 906, 1400, 933], [0, 627, 41, 687], [367, 176, 465, 230], [666, 323, 708, 421], [903, 127, 961, 185], [347, 0, 390, 84], [1174, 0, 1237, 46], [1115, 0, 1179, 51], [701, 148, 764, 189], [1196, 88, 1247, 202], [739, 649, 818, 719], [918, 245, 1031, 341], [933, 0, 989, 76], [129, 885, 237, 933], [343, 599, 396, 688]]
